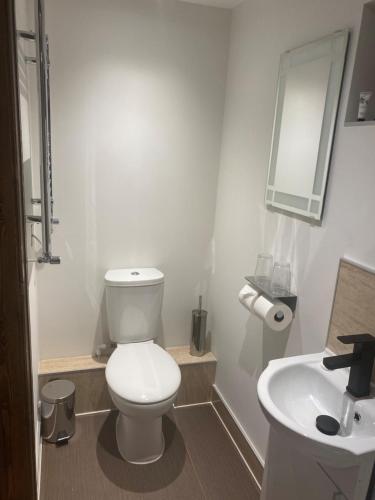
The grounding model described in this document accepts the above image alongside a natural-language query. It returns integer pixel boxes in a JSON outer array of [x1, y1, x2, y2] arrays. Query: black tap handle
[[338, 333, 375, 345]]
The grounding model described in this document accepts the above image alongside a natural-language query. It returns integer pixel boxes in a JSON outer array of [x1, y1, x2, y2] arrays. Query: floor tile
[[174, 405, 259, 500], [41, 411, 204, 500], [40, 406, 260, 500]]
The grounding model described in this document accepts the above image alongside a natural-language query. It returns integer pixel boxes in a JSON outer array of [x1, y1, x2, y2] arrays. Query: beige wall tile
[[327, 259, 375, 382]]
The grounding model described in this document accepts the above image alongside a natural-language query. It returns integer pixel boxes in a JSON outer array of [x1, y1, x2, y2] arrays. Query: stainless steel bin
[[41, 379, 75, 444]]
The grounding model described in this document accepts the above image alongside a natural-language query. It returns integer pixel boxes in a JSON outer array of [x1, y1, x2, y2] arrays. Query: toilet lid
[[106, 343, 181, 404]]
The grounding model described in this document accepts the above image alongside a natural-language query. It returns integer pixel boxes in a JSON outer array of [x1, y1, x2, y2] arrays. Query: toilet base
[[116, 413, 165, 464]]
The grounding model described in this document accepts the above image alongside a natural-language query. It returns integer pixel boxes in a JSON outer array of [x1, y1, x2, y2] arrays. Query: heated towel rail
[[18, 0, 60, 264]]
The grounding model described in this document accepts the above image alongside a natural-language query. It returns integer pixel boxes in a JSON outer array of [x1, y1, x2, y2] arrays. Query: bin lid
[[41, 379, 75, 403]]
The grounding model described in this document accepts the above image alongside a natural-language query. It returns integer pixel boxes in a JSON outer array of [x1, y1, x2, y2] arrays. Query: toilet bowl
[[106, 342, 180, 464], [104, 268, 181, 464]]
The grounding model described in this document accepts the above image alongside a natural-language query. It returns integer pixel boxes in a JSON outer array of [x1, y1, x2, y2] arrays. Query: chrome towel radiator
[[18, 0, 60, 264]]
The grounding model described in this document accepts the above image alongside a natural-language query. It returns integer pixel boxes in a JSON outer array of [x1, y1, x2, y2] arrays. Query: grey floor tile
[[40, 406, 260, 500], [41, 411, 204, 500], [174, 405, 259, 500]]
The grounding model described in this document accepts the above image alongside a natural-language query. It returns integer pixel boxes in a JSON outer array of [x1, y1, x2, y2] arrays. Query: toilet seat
[[106, 343, 181, 405]]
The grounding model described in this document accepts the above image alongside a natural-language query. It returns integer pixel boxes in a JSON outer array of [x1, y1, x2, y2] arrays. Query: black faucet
[[323, 334, 375, 398]]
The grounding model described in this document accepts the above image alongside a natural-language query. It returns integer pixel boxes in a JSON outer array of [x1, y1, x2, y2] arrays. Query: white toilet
[[104, 268, 181, 465]]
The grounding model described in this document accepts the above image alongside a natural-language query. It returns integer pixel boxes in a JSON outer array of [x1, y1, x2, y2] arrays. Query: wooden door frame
[[0, 0, 38, 498]]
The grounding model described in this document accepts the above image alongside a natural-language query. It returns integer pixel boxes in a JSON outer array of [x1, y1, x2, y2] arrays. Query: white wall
[[210, 0, 375, 461], [33, 0, 375, 474], [38, 0, 231, 358]]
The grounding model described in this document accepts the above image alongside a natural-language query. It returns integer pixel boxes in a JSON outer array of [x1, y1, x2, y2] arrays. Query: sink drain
[[316, 415, 340, 436]]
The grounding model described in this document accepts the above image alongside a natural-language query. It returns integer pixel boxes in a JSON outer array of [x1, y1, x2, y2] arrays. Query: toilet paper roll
[[252, 295, 293, 332], [238, 285, 259, 312]]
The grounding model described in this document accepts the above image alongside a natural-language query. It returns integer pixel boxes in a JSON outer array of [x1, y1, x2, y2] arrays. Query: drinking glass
[[271, 262, 291, 295], [254, 253, 273, 286]]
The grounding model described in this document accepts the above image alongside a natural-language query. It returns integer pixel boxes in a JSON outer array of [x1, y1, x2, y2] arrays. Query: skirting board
[[38, 346, 216, 414], [37, 430, 42, 500], [211, 386, 264, 491]]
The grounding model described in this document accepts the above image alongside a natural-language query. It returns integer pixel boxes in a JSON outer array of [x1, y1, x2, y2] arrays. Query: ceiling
[[178, 0, 243, 8]]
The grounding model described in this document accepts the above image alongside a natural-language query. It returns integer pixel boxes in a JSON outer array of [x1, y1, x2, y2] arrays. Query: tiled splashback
[[327, 259, 375, 380]]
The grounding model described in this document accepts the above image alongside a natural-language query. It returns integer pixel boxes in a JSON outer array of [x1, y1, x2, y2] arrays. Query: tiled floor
[[40, 404, 259, 500]]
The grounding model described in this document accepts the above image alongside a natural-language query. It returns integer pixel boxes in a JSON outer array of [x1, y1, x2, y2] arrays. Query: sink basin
[[257, 351, 375, 467]]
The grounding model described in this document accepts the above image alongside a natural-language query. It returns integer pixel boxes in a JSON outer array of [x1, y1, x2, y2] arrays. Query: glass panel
[[274, 56, 331, 198], [274, 192, 309, 211], [266, 189, 274, 201], [310, 199, 320, 214]]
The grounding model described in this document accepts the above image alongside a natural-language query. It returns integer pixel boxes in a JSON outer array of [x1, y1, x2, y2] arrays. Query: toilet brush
[[190, 295, 207, 357]]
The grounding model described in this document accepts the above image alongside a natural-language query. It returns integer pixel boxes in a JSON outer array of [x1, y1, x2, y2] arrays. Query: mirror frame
[[265, 30, 349, 222]]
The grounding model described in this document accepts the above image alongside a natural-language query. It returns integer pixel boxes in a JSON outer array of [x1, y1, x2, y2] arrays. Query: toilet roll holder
[[245, 276, 297, 313]]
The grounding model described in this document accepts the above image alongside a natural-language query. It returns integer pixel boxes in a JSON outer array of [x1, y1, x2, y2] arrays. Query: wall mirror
[[265, 30, 349, 221]]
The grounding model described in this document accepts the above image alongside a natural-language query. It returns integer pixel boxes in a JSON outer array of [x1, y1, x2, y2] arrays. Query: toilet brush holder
[[190, 296, 207, 357]]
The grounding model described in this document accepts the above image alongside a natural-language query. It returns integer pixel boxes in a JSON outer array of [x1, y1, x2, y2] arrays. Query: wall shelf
[[39, 345, 217, 375], [344, 120, 375, 127], [345, 1, 375, 124], [245, 276, 297, 312]]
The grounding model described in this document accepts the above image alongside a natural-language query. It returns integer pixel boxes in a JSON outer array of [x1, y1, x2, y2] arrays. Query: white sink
[[257, 351, 375, 467]]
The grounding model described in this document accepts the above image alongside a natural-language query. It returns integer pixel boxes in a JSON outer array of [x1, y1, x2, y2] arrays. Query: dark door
[[0, 0, 38, 498]]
